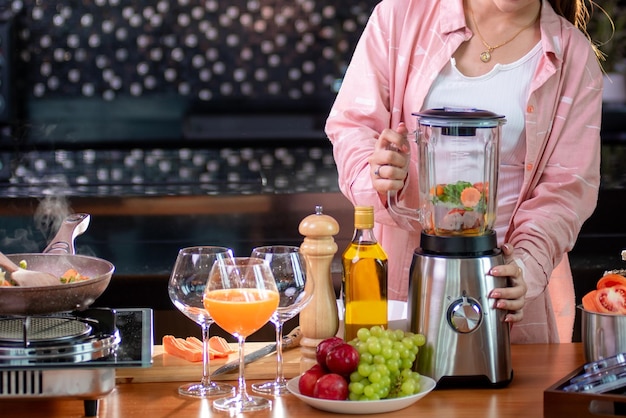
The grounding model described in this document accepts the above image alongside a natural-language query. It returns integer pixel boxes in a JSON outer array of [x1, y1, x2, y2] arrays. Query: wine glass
[[168, 246, 235, 398], [203, 257, 279, 413], [250, 245, 312, 396]]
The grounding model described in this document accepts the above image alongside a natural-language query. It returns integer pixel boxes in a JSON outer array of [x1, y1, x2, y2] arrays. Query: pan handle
[[43, 213, 91, 255]]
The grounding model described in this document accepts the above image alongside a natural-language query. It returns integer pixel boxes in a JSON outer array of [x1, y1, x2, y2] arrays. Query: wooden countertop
[[0, 343, 589, 417]]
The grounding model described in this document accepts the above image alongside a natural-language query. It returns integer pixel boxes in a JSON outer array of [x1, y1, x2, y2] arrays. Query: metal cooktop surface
[[0, 308, 153, 370]]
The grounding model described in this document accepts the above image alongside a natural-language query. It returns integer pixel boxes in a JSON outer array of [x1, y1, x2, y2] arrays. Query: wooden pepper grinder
[[298, 205, 340, 373]]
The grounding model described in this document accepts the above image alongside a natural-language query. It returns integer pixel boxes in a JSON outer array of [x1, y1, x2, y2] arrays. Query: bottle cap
[[354, 206, 374, 229]]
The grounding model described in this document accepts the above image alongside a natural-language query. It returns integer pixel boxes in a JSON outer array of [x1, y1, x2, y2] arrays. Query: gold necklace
[[469, 4, 539, 63]]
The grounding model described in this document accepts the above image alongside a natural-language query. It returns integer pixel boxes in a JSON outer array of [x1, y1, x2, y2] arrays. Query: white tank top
[[422, 42, 542, 244]]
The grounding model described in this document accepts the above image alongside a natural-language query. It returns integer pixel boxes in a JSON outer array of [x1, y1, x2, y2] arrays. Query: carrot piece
[[460, 186, 481, 208], [0, 277, 13, 286], [597, 274, 626, 289], [60, 268, 89, 284], [62, 268, 80, 277], [430, 184, 445, 197]]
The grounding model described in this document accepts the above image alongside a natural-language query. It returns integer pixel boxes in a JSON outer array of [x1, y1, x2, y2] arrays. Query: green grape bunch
[[346, 326, 426, 401]]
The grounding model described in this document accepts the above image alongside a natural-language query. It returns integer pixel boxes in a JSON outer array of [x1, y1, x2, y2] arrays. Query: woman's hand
[[369, 123, 410, 194], [488, 243, 527, 323]]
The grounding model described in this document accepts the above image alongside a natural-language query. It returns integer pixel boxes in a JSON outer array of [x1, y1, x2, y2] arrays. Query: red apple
[[313, 373, 349, 400], [325, 343, 360, 376], [315, 336, 344, 367], [298, 364, 326, 397]]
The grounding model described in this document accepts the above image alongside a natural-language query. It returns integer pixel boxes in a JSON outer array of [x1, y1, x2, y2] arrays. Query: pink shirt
[[325, 0, 603, 343]]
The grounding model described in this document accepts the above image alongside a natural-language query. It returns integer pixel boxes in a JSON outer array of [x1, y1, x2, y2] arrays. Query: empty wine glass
[[250, 245, 312, 396], [203, 257, 279, 413], [168, 246, 235, 398]]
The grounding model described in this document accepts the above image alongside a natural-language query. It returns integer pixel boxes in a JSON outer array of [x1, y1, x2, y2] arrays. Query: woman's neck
[[454, 0, 541, 76]]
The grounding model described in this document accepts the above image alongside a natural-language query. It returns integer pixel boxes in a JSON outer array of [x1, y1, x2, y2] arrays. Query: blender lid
[[413, 107, 506, 128]]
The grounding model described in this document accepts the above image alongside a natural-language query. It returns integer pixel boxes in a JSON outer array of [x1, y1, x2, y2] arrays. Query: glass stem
[[237, 335, 250, 400], [274, 321, 284, 383], [201, 323, 211, 387]]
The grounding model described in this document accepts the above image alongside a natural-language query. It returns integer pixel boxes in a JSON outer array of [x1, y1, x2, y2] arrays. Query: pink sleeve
[[325, 3, 420, 226], [508, 42, 602, 301]]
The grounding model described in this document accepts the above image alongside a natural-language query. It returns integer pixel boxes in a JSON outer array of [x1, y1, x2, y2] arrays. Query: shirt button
[[527, 105, 534, 113], [526, 163, 533, 171]]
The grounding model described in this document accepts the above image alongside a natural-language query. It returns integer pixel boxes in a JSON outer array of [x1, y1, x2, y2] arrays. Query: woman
[[325, 0, 603, 343]]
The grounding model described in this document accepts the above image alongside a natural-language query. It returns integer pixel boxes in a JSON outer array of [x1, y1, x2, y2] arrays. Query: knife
[[210, 326, 302, 377]]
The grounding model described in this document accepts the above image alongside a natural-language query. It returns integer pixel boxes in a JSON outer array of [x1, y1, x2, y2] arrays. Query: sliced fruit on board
[[162, 335, 235, 362]]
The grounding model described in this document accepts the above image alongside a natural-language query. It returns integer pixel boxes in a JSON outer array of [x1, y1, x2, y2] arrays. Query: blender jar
[[416, 108, 504, 236]]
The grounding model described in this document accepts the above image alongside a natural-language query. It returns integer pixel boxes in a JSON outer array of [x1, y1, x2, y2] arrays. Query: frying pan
[[0, 213, 115, 315]]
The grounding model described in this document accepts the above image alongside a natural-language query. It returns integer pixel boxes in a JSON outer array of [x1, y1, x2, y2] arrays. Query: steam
[[34, 196, 72, 242], [0, 196, 70, 253], [0, 228, 39, 252]]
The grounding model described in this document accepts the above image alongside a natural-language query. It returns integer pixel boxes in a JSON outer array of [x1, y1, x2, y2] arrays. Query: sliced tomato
[[597, 274, 626, 289], [447, 208, 466, 215], [473, 182, 489, 194], [582, 289, 601, 312], [595, 285, 626, 314]]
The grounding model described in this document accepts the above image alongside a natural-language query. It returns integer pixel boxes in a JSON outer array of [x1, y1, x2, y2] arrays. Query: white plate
[[387, 300, 408, 331], [336, 300, 409, 337], [286, 375, 436, 414]]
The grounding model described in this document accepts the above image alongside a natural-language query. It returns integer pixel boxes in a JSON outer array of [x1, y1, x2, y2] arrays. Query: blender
[[389, 108, 513, 387]]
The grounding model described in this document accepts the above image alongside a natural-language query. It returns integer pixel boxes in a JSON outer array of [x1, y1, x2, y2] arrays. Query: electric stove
[[0, 307, 153, 416]]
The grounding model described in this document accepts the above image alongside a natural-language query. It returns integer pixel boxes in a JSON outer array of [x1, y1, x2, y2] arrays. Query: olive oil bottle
[[342, 205, 388, 341]]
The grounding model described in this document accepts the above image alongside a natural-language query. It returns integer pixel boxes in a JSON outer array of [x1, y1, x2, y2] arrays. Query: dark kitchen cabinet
[[569, 106, 626, 341]]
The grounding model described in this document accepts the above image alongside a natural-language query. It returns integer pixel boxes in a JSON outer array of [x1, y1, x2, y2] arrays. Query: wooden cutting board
[[115, 343, 303, 384]]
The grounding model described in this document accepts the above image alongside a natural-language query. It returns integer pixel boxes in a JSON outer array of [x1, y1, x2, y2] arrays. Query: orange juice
[[204, 288, 279, 337]]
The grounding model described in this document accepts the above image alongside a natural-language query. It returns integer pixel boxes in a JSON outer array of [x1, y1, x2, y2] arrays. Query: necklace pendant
[[480, 50, 491, 63]]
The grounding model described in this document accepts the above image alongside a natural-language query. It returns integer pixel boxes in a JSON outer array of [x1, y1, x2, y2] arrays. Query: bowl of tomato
[[579, 271, 626, 362]]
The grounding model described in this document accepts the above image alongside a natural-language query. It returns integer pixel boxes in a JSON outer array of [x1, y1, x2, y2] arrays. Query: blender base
[[408, 232, 513, 387]]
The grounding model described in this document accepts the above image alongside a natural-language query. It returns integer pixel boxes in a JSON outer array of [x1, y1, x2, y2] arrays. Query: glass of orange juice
[[203, 257, 279, 413]]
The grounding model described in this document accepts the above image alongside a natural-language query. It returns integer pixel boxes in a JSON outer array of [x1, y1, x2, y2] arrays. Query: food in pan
[[0, 261, 90, 287], [59, 268, 90, 284]]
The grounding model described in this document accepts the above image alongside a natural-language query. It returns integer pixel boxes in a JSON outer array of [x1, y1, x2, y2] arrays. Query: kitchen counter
[[0, 343, 590, 417]]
